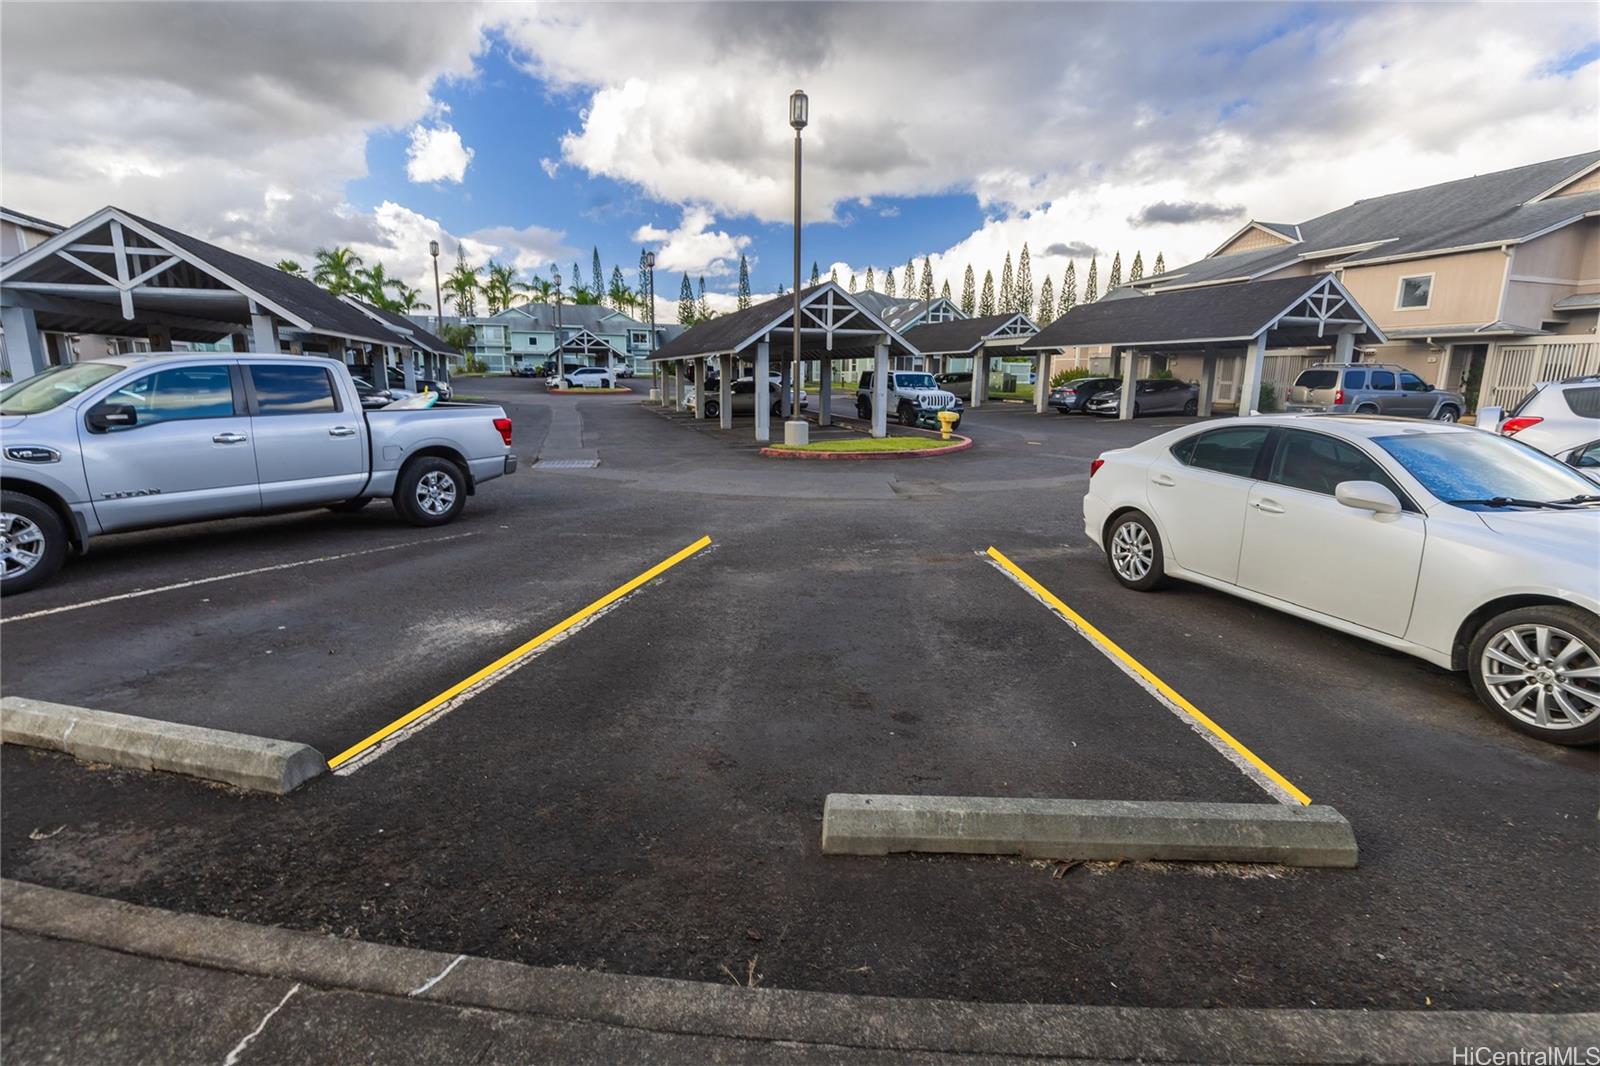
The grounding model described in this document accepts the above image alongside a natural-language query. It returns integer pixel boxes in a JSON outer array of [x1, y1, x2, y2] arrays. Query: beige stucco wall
[[1338, 248, 1508, 329], [1503, 219, 1599, 329], [1549, 166, 1600, 198], [1215, 226, 1295, 256]]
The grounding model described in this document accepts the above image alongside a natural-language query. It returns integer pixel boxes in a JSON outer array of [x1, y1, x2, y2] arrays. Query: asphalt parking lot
[[2, 374, 1595, 1013]]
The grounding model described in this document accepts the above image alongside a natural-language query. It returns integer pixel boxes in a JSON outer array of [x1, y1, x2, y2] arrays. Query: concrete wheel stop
[[821, 793, 1357, 868], [1, 696, 327, 794]]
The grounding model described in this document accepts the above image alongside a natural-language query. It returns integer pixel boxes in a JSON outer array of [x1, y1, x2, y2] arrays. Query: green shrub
[[1152, 367, 1175, 380], [1050, 368, 1093, 387], [1258, 380, 1280, 413]]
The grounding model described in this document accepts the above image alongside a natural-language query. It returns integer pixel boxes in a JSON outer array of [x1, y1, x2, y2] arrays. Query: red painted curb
[[759, 435, 974, 460]]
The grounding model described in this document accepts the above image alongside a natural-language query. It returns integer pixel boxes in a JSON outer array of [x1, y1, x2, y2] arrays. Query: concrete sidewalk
[[3, 880, 1594, 1065]]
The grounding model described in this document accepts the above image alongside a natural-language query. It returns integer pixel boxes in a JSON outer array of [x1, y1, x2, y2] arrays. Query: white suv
[[560, 366, 616, 389], [1481, 376, 1600, 459]]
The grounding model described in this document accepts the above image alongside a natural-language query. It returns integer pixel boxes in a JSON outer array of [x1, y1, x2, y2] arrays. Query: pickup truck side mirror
[[86, 402, 138, 433]]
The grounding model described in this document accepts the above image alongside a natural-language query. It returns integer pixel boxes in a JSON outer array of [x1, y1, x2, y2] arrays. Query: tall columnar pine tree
[[736, 254, 752, 310], [608, 265, 626, 310], [1153, 252, 1166, 275], [1084, 259, 1099, 303], [571, 262, 582, 300], [830, 267, 838, 282], [1015, 243, 1033, 318], [592, 247, 603, 301], [677, 275, 695, 325], [1107, 252, 1122, 291], [810, 261, 821, 287], [919, 256, 934, 303], [998, 252, 1014, 312], [864, 266, 876, 292], [941, 279, 952, 300], [1037, 276, 1055, 323], [1129, 252, 1144, 283], [979, 270, 996, 315], [848, 272, 858, 292], [1061, 262, 1077, 312], [696, 276, 709, 321], [637, 250, 649, 311], [883, 269, 897, 298], [960, 265, 976, 316], [901, 258, 915, 299]]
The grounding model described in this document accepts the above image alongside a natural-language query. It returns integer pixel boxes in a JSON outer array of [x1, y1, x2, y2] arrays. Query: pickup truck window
[[250, 364, 339, 415], [0, 362, 125, 415], [103, 365, 235, 428]]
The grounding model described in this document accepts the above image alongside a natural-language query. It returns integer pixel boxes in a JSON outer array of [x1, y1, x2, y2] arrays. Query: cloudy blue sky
[[3, 2, 1595, 317]]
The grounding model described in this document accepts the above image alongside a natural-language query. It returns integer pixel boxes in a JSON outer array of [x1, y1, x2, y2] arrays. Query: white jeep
[[856, 370, 963, 428]]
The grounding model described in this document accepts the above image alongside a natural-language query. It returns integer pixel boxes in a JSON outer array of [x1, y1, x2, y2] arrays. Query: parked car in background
[[560, 366, 616, 389], [385, 366, 453, 402], [0, 354, 516, 593], [1049, 376, 1122, 414], [1083, 415, 1600, 744], [934, 371, 973, 401], [613, 363, 635, 379], [856, 371, 963, 427], [1286, 362, 1464, 421], [351, 376, 402, 410], [685, 377, 808, 418], [1086, 378, 1198, 417], [511, 363, 543, 378], [1562, 439, 1600, 482], [1475, 376, 1600, 460]]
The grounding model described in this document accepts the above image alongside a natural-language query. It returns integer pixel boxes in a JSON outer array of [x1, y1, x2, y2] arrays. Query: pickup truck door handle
[[328, 425, 357, 437], [212, 432, 248, 444], [1151, 473, 1176, 487], [1251, 498, 1286, 514]]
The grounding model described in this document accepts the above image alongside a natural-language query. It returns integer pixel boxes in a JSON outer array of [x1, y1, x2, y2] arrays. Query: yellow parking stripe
[[985, 546, 1312, 806], [328, 535, 714, 770]]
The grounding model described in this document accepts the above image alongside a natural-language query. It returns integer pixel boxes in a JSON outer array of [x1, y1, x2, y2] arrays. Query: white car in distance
[[559, 366, 617, 389], [1477, 376, 1599, 460], [1083, 415, 1600, 744]]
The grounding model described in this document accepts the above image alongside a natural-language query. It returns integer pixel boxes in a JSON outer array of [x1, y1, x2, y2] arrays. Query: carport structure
[[344, 297, 460, 390], [0, 206, 443, 386], [648, 282, 921, 441], [900, 312, 1041, 411], [553, 329, 625, 371], [1022, 274, 1386, 420]]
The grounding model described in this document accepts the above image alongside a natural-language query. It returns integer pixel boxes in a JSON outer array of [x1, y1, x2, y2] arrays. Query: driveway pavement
[[2, 375, 1595, 1019]]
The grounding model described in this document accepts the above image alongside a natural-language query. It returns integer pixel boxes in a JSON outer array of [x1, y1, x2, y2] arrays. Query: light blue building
[[417, 303, 681, 374]]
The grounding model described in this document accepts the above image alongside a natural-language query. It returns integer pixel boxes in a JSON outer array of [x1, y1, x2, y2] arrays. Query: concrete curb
[[761, 435, 973, 460], [821, 794, 1358, 868], [2, 879, 1590, 1064], [545, 387, 634, 395], [0, 697, 326, 795]]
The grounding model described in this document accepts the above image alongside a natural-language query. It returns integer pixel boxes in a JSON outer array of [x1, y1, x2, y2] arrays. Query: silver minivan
[[1286, 362, 1466, 421]]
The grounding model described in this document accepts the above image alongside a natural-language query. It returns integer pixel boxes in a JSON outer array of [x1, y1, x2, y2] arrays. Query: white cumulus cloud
[[405, 123, 475, 184], [631, 206, 751, 278]]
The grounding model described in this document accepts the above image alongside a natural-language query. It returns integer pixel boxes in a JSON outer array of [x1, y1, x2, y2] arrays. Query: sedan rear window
[[1294, 370, 1339, 389]]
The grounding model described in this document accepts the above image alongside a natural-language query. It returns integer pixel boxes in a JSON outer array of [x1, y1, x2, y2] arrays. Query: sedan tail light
[[1089, 458, 1105, 477], [1334, 388, 1345, 405], [1501, 416, 1542, 436], [493, 417, 514, 446]]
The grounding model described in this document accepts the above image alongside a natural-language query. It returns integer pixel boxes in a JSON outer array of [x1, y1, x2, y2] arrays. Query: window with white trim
[[1396, 274, 1432, 309]]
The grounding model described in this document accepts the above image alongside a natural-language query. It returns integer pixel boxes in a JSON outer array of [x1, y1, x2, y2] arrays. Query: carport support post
[[872, 338, 889, 438], [369, 348, 387, 391], [1118, 348, 1137, 421], [401, 347, 418, 392], [249, 307, 278, 354], [0, 304, 47, 381], [693, 357, 707, 420], [672, 362, 683, 411], [754, 341, 772, 443], [1240, 333, 1268, 415], [718, 354, 733, 430], [1198, 354, 1217, 417], [1034, 351, 1050, 414], [778, 363, 791, 419], [971, 353, 986, 408], [1333, 331, 1355, 365], [819, 356, 832, 425]]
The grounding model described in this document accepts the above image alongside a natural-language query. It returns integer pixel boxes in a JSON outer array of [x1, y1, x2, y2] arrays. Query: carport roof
[[1022, 274, 1386, 351], [901, 312, 1036, 355], [344, 297, 460, 356], [649, 281, 919, 362]]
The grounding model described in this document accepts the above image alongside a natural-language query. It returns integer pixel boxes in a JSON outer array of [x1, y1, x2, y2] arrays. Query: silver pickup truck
[[0, 353, 516, 593]]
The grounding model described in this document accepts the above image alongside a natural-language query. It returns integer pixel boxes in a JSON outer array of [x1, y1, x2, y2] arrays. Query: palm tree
[[523, 275, 557, 305], [388, 282, 430, 314], [357, 263, 400, 309], [483, 261, 517, 315], [276, 259, 307, 279], [442, 247, 480, 317], [313, 247, 364, 295]]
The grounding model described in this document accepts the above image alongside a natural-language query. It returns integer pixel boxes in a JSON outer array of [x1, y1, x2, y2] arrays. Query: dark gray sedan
[[1049, 376, 1122, 414], [1086, 378, 1199, 417]]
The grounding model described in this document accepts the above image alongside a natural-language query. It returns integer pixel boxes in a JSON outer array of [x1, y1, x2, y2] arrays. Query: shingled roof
[[1024, 274, 1384, 350], [901, 313, 1034, 355], [344, 297, 459, 356], [1143, 151, 1600, 290], [650, 282, 919, 362]]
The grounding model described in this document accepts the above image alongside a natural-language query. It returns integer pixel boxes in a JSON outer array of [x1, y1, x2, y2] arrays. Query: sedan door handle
[[329, 425, 357, 437], [1151, 474, 1176, 487], [1251, 498, 1285, 514], [212, 432, 248, 444]]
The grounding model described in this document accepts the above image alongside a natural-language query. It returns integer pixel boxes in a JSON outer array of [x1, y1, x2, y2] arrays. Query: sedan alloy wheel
[[1479, 623, 1599, 733]]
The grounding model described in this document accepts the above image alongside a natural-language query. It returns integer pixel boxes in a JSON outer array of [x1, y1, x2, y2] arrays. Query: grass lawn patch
[[770, 436, 950, 453]]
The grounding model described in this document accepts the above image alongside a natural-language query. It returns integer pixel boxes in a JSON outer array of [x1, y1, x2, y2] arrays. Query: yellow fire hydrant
[[937, 410, 958, 440]]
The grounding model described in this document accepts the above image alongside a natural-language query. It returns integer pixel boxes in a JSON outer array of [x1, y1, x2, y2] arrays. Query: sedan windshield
[[1374, 430, 1599, 508], [0, 362, 126, 415], [893, 373, 937, 389]]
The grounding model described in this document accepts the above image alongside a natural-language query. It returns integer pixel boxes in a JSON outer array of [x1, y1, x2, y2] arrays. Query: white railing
[[1481, 336, 1599, 410]]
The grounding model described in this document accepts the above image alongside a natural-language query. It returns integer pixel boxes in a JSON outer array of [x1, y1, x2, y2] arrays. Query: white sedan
[[1083, 415, 1600, 745]]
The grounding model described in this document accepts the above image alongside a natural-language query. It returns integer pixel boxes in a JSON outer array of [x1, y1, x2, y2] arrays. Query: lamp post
[[643, 249, 658, 401], [787, 89, 808, 446], [429, 239, 442, 333]]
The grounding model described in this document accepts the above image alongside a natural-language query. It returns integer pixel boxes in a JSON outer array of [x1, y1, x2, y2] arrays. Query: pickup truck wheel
[[394, 457, 466, 527], [0, 491, 67, 594], [325, 498, 372, 514], [1469, 606, 1600, 745]]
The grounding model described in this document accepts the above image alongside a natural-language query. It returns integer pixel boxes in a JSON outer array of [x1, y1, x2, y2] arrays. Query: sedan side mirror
[[86, 402, 138, 432], [1335, 480, 1401, 515]]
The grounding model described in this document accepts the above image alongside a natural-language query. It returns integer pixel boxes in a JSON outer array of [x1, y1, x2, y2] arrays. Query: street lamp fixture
[[787, 89, 808, 445], [428, 240, 442, 333]]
